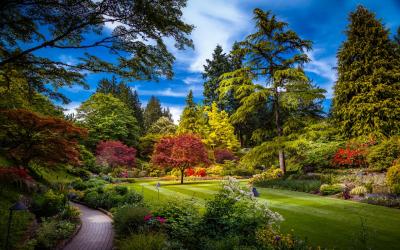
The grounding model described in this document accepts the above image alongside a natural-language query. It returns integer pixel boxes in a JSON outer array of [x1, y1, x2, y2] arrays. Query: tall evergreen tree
[[177, 90, 199, 134], [220, 9, 325, 172], [203, 45, 232, 108], [332, 6, 400, 137], [144, 96, 164, 130], [97, 76, 119, 95]]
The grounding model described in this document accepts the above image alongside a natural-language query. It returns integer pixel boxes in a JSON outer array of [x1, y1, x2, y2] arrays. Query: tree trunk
[[274, 87, 286, 173], [180, 169, 184, 184]]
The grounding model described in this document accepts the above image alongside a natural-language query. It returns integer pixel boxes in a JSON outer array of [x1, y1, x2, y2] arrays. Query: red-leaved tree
[[332, 147, 366, 168], [0, 109, 87, 168], [96, 140, 136, 168], [152, 134, 209, 184], [214, 148, 236, 164]]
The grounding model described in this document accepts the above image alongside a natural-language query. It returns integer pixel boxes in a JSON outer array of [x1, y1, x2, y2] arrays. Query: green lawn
[[122, 179, 400, 250]]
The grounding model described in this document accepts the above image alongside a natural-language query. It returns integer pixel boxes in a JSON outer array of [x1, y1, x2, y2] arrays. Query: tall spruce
[[219, 9, 325, 172], [203, 45, 232, 108], [332, 6, 400, 137], [177, 90, 199, 133], [144, 96, 164, 130]]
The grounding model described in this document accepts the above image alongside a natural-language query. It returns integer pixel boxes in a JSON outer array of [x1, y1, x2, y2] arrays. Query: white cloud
[[175, 0, 251, 72], [62, 101, 81, 116], [304, 50, 337, 98], [162, 104, 184, 125], [131, 84, 203, 98], [183, 76, 203, 85]]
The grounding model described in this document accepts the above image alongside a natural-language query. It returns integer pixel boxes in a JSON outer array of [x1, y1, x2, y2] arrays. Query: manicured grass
[[122, 178, 400, 250]]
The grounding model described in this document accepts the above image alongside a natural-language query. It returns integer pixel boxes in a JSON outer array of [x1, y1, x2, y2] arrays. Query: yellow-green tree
[[205, 103, 240, 151]]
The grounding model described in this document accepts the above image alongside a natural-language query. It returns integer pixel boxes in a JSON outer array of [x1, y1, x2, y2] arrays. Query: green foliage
[[77, 93, 140, 148], [147, 116, 177, 135], [386, 164, 400, 194], [361, 196, 400, 208], [367, 137, 400, 171], [0, 1, 193, 103], [332, 6, 400, 137], [30, 218, 76, 250], [319, 184, 345, 195], [251, 167, 284, 184], [138, 134, 162, 160], [97, 76, 145, 133], [71, 178, 108, 191], [177, 91, 204, 135], [78, 145, 100, 173], [31, 189, 67, 218], [152, 199, 201, 246], [113, 206, 150, 236], [144, 96, 172, 129], [205, 103, 240, 151], [117, 233, 168, 250], [82, 185, 143, 210], [350, 186, 368, 196]]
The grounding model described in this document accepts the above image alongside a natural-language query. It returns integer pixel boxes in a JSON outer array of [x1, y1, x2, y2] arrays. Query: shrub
[[60, 205, 80, 221], [361, 195, 400, 208], [386, 164, 400, 194], [33, 218, 76, 249], [214, 148, 236, 164], [350, 186, 368, 196], [332, 147, 367, 168], [67, 167, 91, 180], [71, 178, 108, 191], [31, 189, 67, 218], [96, 140, 137, 168], [114, 185, 128, 195], [78, 144, 99, 173], [117, 233, 167, 250], [320, 184, 345, 195], [152, 199, 201, 247], [113, 206, 150, 236], [250, 167, 284, 184], [367, 137, 400, 171], [206, 165, 223, 176], [256, 226, 310, 250], [82, 186, 143, 210]]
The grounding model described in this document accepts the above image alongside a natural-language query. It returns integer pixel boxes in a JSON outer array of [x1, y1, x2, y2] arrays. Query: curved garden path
[[64, 203, 114, 250]]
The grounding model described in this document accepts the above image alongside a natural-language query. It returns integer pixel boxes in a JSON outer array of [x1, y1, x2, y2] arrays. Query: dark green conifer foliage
[[203, 45, 232, 108], [144, 96, 164, 130], [177, 90, 199, 134], [220, 9, 325, 172], [332, 6, 400, 137]]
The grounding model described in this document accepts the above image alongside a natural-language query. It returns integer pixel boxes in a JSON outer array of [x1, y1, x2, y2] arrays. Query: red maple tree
[[152, 134, 209, 184], [96, 140, 137, 168], [214, 148, 236, 164], [0, 109, 87, 168]]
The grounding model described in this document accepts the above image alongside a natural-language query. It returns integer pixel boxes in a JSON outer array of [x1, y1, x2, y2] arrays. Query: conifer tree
[[144, 96, 164, 130], [177, 90, 200, 134], [332, 6, 400, 137], [219, 9, 325, 172], [203, 45, 232, 108]]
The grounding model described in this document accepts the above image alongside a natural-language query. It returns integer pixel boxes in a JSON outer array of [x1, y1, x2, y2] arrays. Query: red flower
[[144, 214, 152, 221], [156, 216, 166, 224]]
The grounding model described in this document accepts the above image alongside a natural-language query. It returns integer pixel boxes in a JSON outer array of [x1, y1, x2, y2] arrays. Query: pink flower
[[144, 214, 152, 221], [156, 216, 166, 224]]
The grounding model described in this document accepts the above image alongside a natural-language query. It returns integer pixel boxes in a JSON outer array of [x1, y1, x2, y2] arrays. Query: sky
[[50, 0, 400, 123]]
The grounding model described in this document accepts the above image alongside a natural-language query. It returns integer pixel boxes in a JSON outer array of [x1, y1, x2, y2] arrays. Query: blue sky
[[49, 0, 400, 123]]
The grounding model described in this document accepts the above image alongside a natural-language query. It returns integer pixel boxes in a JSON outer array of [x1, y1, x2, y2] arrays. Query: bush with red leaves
[[214, 148, 236, 164], [0, 167, 35, 190], [332, 147, 367, 168], [96, 140, 137, 168]]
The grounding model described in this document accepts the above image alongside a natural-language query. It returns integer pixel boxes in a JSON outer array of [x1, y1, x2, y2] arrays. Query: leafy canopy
[[96, 140, 137, 168]]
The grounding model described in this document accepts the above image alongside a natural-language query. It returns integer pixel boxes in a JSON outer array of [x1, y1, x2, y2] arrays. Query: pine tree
[[97, 76, 119, 95], [219, 9, 325, 172], [203, 45, 232, 108], [144, 96, 164, 130], [332, 6, 400, 137]]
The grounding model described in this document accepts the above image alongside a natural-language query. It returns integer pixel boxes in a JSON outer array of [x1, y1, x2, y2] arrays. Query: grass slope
[[123, 179, 400, 250]]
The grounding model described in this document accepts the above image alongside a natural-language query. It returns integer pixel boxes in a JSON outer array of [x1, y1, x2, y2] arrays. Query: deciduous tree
[[152, 134, 209, 184], [76, 93, 140, 147], [0, 109, 87, 168], [96, 140, 136, 168], [0, 0, 193, 103]]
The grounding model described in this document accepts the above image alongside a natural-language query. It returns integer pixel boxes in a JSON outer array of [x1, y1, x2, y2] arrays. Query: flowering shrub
[[256, 226, 308, 249], [250, 167, 284, 184], [184, 168, 195, 176], [184, 167, 207, 177], [332, 147, 367, 168], [214, 148, 236, 164]]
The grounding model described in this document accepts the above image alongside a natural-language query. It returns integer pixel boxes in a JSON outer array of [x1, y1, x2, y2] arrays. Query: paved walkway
[[64, 203, 114, 250]]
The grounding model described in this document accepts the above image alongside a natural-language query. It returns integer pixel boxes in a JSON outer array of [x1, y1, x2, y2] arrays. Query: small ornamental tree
[[152, 134, 209, 184], [214, 148, 236, 164], [332, 147, 366, 168], [96, 140, 137, 168], [0, 109, 87, 167]]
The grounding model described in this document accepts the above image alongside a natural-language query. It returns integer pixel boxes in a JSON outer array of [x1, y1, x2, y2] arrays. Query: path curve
[[64, 203, 114, 250]]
